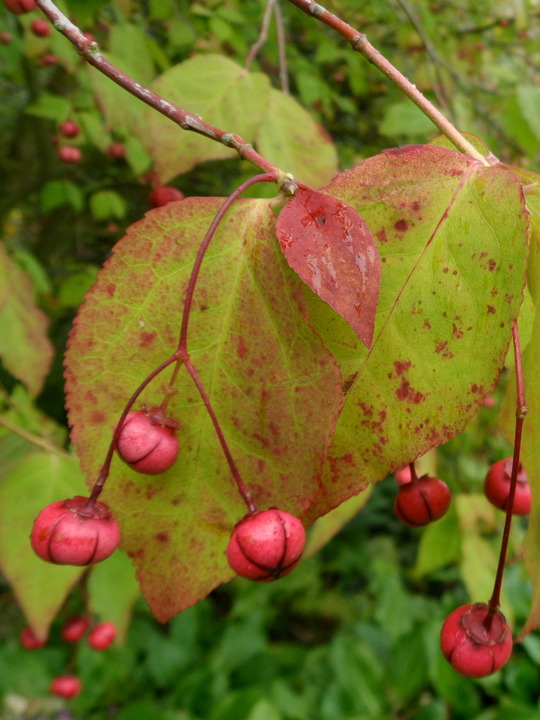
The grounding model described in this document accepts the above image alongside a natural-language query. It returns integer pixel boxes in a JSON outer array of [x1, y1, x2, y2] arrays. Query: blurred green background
[[1, 0, 540, 717]]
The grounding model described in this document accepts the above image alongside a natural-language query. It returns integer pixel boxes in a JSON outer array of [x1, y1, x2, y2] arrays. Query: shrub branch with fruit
[[1, 0, 540, 707]]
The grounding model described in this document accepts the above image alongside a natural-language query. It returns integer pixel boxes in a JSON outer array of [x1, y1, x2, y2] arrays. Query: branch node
[[221, 133, 234, 147], [238, 143, 253, 158], [517, 405, 529, 420], [351, 34, 366, 50], [309, 2, 326, 17], [279, 173, 297, 196]]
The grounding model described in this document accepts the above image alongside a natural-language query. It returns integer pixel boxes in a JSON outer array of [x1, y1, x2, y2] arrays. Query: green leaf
[[0, 243, 54, 397], [108, 23, 156, 85], [256, 88, 339, 189], [0, 452, 88, 638], [41, 180, 84, 213], [125, 134, 152, 176], [87, 56, 149, 144], [87, 550, 140, 644], [388, 628, 429, 707], [379, 101, 436, 140], [246, 698, 282, 720], [25, 93, 71, 121], [304, 488, 372, 557], [303, 145, 528, 521], [12, 249, 52, 295], [89, 189, 127, 221], [64, 197, 342, 620], [148, 54, 271, 183], [413, 503, 461, 578], [517, 84, 540, 143], [57, 265, 100, 309]]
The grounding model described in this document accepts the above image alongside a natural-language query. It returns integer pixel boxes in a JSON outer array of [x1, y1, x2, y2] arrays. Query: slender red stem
[[177, 173, 277, 352], [184, 358, 256, 513], [487, 321, 528, 617], [90, 174, 277, 508], [87, 353, 179, 505], [408, 461, 419, 483]]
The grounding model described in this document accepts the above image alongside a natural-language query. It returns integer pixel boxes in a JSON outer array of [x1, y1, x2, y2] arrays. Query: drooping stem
[[285, 0, 489, 165], [87, 353, 179, 505], [184, 357, 256, 513], [487, 321, 528, 617], [177, 173, 277, 353], [162, 173, 278, 413], [408, 461, 419, 483]]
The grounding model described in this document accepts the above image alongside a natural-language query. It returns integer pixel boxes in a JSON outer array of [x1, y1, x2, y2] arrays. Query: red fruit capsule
[[115, 409, 179, 475], [30, 19, 51, 37], [87, 621, 117, 651], [59, 120, 80, 138], [3, 0, 37, 13], [61, 615, 90, 643], [440, 603, 513, 677], [149, 186, 184, 208], [394, 474, 451, 526], [484, 458, 531, 516], [50, 674, 82, 699], [106, 141, 126, 159], [30, 496, 120, 566], [226, 509, 306, 582], [20, 626, 47, 649], [58, 146, 82, 163]]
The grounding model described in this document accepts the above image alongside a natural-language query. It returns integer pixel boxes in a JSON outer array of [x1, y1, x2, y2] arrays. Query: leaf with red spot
[[64, 197, 342, 621], [276, 186, 380, 348], [300, 145, 528, 521]]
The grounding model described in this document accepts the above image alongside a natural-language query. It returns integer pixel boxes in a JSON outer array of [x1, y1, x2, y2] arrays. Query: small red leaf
[[276, 186, 380, 348]]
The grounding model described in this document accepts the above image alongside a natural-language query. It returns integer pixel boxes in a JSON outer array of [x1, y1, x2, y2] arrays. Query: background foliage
[[1, 0, 540, 717]]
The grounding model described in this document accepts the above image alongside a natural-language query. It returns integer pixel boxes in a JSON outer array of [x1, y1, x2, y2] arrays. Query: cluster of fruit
[[393, 456, 530, 678], [3, 0, 185, 208], [30, 408, 306, 583], [20, 616, 117, 699]]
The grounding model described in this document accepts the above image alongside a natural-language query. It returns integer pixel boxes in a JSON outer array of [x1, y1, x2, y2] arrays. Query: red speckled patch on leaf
[[64, 197, 342, 621], [301, 145, 529, 521], [276, 186, 380, 348]]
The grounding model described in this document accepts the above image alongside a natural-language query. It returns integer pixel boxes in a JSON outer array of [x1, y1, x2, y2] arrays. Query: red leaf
[[276, 186, 380, 348]]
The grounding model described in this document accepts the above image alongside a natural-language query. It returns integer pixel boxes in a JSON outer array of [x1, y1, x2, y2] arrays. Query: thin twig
[[274, 1, 290, 93], [246, 0, 276, 70], [34, 0, 284, 178], [285, 0, 490, 164], [0, 416, 69, 456]]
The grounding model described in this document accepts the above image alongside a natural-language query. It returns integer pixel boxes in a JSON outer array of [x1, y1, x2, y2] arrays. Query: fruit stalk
[[184, 357, 255, 513], [487, 321, 528, 618]]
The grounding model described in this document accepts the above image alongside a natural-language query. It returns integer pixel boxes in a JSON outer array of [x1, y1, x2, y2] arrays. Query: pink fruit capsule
[[226, 508, 306, 582]]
